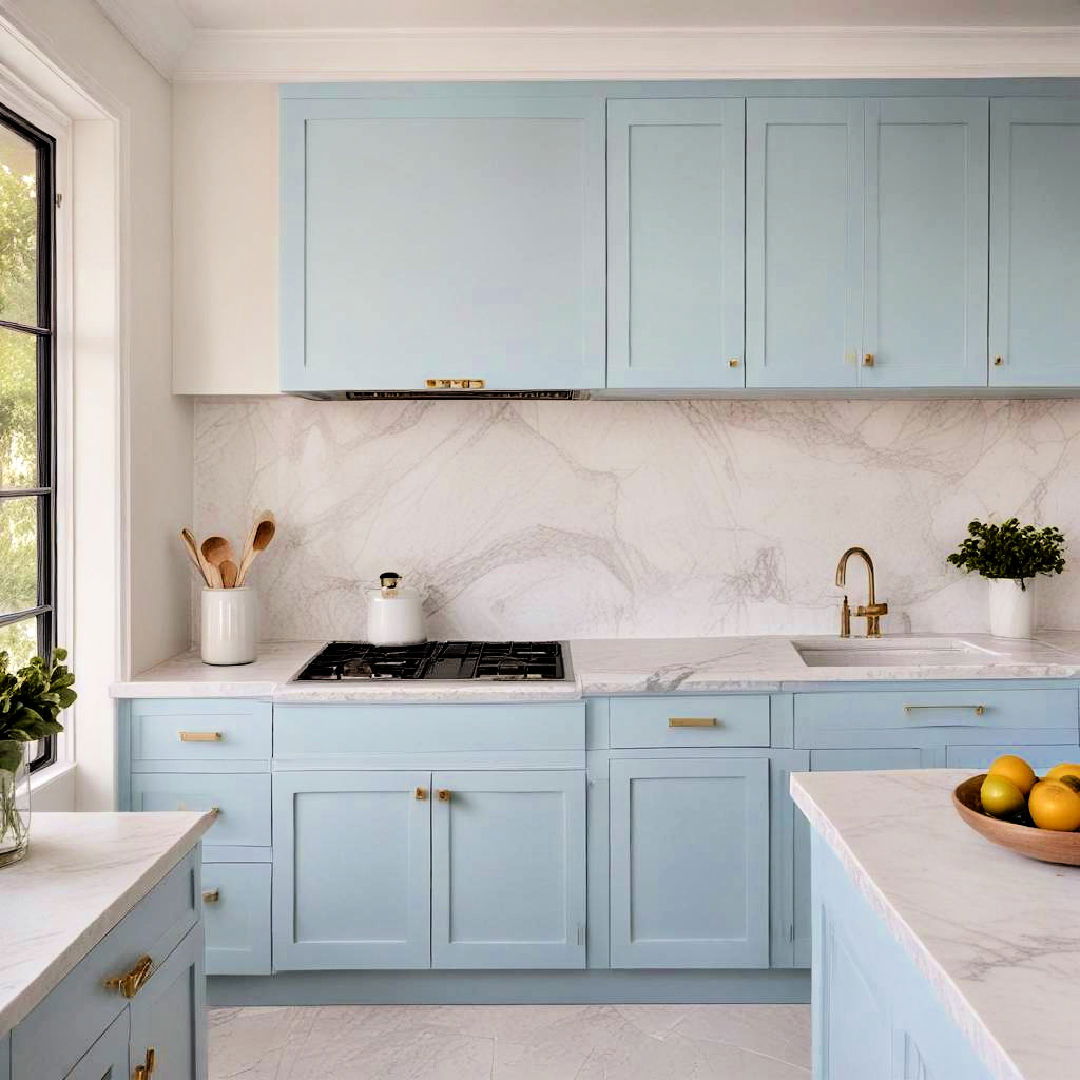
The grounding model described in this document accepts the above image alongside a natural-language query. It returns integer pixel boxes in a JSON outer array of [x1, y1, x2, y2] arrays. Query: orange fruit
[[987, 754, 1038, 795], [1043, 763, 1080, 784], [1028, 780, 1080, 831]]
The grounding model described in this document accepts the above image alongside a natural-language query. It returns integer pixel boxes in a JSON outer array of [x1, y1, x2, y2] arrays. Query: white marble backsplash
[[193, 397, 1080, 642]]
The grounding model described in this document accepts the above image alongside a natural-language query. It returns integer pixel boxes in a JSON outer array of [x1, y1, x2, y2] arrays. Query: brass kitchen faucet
[[835, 547, 888, 638]]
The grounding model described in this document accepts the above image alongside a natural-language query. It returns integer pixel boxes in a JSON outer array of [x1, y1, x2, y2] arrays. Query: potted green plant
[[0, 648, 76, 866], [946, 518, 1066, 638]]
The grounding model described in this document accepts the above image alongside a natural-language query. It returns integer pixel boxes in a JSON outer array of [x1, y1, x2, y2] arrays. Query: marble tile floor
[[209, 1003, 810, 1079]]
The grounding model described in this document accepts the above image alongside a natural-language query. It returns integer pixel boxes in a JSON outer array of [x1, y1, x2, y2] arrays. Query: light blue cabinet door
[[746, 98, 863, 388], [989, 98, 1080, 386], [282, 95, 605, 392], [201, 863, 272, 976], [610, 756, 770, 968], [862, 98, 989, 387], [128, 924, 206, 1080], [272, 771, 431, 970], [607, 98, 745, 388], [944, 744, 1080, 770], [430, 770, 586, 969], [64, 1011, 129, 1080]]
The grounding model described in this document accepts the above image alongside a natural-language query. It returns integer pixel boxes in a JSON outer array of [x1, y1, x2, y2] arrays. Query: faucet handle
[[854, 602, 888, 617]]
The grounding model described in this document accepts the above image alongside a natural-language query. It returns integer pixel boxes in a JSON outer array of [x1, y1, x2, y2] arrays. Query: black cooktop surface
[[296, 640, 567, 681]]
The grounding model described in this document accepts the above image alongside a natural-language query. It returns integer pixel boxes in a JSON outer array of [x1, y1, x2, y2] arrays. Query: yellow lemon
[[1044, 763, 1080, 784], [987, 754, 1038, 795], [980, 773, 1025, 817], [1028, 780, 1080, 831]]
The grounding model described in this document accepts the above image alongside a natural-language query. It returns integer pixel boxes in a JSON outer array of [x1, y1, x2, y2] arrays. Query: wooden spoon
[[200, 536, 235, 590], [236, 512, 276, 586], [220, 560, 239, 589], [180, 528, 212, 587]]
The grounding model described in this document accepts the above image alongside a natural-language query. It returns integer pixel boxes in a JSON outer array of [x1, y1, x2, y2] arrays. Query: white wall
[[173, 81, 279, 394], [1, 0, 192, 806]]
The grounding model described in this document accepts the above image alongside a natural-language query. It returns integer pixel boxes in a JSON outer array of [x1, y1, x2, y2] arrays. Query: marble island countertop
[[110, 632, 1080, 700], [0, 811, 215, 1033], [792, 769, 1080, 1080]]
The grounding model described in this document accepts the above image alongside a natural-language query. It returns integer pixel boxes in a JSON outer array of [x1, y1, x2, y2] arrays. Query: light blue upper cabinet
[[609, 756, 770, 969], [606, 98, 745, 388], [746, 98, 863, 388], [989, 98, 1080, 386], [430, 770, 586, 969], [861, 98, 989, 387], [281, 93, 605, 392]]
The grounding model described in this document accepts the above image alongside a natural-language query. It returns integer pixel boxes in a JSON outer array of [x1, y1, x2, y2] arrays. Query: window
[[0, 100, 56, 772]]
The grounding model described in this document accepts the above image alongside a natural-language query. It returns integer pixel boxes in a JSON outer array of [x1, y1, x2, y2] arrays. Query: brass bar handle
[[202, 889, 220, 904], [179, 731, 223, 742], [146, 1047, 157, 1077], [134, 1068, 148, 1080], [437, 789, 452, 802], [904, 704, 985, 716], [103, 954, 154, 999], [669, 717, 718, 728], [415, 787, 427, 801]]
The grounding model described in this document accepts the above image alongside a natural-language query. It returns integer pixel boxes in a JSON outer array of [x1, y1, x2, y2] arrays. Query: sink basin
[[792, 637, 996, 668]]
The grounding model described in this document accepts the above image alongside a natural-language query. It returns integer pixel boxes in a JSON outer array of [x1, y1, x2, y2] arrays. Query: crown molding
[[173, 24, 1080, 82], [93, 0, 193, 78]]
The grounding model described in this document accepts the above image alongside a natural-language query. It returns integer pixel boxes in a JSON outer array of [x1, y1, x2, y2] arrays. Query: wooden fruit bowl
[[953, 774, 1080, 867]]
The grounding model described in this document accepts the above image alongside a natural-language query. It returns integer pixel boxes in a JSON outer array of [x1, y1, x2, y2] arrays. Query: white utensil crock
[[201, 587, 257, 665], [987, 578, 1036, 639]]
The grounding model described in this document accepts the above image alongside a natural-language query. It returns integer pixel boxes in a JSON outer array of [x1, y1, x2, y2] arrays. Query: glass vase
[[0, 741, 30, 867]]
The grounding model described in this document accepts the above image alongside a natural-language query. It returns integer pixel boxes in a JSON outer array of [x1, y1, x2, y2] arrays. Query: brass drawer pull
[[437, 789, 452, 802], [103, 954, 154, 999], [202, 889, 220, 904], [669, 717, 718, 728], [179, 731, 223, 742], [904, 704, 985, 716], [415, 787, 427, 801]]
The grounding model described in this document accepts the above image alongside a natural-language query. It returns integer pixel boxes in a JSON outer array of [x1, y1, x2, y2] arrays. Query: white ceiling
[[177, 0, 1080, 30]]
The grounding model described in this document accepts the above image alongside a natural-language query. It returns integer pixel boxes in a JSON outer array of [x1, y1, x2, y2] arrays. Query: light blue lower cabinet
[[64, 1011, 128, 1080], [431, 770, 586, 970], [609, 756, 770, 969], [202, 863, 272, 976], [272, 770, 431, 970], [812, 833, 990, 1079]]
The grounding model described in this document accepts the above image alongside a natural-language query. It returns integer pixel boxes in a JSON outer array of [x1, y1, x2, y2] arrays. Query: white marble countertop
[[110, 632, 1080, 700], [0, 811, 215, 1034], [791, 769, 1080, 1080]]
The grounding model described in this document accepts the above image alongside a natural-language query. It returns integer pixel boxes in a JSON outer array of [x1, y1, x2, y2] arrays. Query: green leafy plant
[[947, 518, 1066, 590], [0, 648, 76, 774]]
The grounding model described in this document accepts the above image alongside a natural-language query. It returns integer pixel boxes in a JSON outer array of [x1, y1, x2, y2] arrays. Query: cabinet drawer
[[129, 774, 271, 848], [610, 696, 770, 748], [129, 699, 271, 766], [795, 688, 1079, 748], [274, 702, 585, 757], [202, 862, 271, 976], [12, 851, 197, 1080]]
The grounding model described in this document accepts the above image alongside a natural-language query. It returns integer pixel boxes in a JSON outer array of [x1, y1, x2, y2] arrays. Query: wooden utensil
[[180, 528, 212, 587], [200, 535, 235, 590], [952, 774, 1080, 866], [220, 560, 239, 589], [236, 512, 276, 586]]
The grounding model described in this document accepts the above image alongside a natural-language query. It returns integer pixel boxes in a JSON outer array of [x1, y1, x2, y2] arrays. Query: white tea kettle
[[366, 571, 427, 645]]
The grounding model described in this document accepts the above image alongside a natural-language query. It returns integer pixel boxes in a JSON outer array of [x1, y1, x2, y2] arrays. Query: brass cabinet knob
[[415, 787, 427, 801], [437, 789, 451, 802], [862, 353, 875, 367], [727, 358, 740, 368], [135, 1068, 147, 1080], [103, 954, 154, 999], [202, 889, 220, 904], [994, 356, 1004, 366]]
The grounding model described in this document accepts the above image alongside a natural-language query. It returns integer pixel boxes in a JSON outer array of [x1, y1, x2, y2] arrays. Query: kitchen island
[[0, 811, 215, 1079], [792, 769, 1080, 1080]]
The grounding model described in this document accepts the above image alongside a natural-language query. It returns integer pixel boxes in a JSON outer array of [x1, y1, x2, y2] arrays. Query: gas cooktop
[[295, 640, 569, 682]]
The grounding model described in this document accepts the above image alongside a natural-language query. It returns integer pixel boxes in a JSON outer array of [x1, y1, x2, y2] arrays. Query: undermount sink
[[792, 637, 997, 668]]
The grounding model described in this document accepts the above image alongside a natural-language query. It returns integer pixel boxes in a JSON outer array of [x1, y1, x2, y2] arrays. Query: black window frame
[[0, 100, 57, 773]]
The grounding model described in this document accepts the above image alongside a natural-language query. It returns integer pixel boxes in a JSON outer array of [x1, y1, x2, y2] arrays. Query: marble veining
[[791, 769, 1080, 1080], [194, 398, 1080, 642], [0, 811, 214, 1033], [112, 633, 1080, 700]]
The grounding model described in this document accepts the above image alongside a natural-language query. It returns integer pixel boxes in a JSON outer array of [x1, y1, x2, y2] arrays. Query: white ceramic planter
[[200, 587, 257, 665], [987, 577, 1036, 639]]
